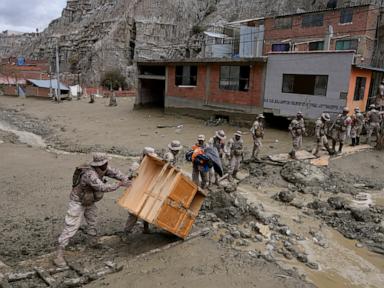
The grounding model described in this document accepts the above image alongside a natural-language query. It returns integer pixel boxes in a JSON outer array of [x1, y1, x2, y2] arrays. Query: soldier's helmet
[[354, 107, 360, 113], [90, 152, 111, 167], [342, 107, 349, 113], [297, 111, 303, 118], [369, 104, 376, 110], [234, 131, 242, 137], [257, 114, 265, 119], [215, 130, 226, 140], [142, 147, 155, 156], [168, 140, 183, 151], [197, 134, 205, 141], [321, 113, 331, 122]]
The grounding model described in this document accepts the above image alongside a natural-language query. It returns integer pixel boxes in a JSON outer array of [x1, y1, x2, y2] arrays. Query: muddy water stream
[[0, 120, 46, 147], [237, 183, 384, 288]]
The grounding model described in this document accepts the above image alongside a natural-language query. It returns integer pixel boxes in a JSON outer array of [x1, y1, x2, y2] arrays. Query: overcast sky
[[0, 0, 67, 33]]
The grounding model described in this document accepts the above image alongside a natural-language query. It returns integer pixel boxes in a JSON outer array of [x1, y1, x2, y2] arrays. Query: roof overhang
[[137, 57, 268, 66], [353, 65, 384, 73]]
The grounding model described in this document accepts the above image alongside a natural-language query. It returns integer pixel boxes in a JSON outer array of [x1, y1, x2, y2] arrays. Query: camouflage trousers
[[124, 213, 149, 232], [252, 137, 263, 158], [367, 123, 381, 143], [351, 125, 363, 138], [58, 200, 97, 248], [332, 130, 347, 144], [228, 155, 241, 175], [291, 135, 302, 153], [192, 166, 208, 188]]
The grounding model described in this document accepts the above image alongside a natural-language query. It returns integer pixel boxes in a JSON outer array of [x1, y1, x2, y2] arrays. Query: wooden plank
[[144, 167, 176, 221], [268, 150, 316, 163]]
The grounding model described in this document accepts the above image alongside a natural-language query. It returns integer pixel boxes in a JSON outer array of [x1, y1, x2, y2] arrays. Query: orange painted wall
[[346, 67, 372, 113]]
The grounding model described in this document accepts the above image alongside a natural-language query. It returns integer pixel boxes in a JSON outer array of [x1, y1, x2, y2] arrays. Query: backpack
[[72, 164, 91, 188]]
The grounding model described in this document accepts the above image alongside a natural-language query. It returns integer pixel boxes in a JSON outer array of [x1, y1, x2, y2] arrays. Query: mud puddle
[[237, 183, 384, 288]]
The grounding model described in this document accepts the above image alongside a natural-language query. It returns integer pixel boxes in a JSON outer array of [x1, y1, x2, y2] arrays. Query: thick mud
[[0, 97, 383, 288]]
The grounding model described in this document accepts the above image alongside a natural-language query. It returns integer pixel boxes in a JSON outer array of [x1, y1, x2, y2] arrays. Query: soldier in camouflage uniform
[[208, 130, 226, 186], [288, 112, 305, 159], [351, 107, 365, 146], [164, 140, 182, 166], [313, 113, 334, 157], [124, 147, 157, 234], [225, 131, 244, 182], [250, 114, 265, 160], [54, 153, 130, 268], [331, 107, 352, 153], [366, 104, 381, 145]]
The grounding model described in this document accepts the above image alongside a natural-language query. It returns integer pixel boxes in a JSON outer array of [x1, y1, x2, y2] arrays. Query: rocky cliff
[[0, 0, 382, 86]]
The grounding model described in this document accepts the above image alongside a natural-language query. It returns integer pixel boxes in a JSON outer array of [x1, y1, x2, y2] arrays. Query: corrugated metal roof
[[137, 57, 267, 65], [354, 65, 384, 73], [27, 79, 69, 91], [203, 31, 229, 39]]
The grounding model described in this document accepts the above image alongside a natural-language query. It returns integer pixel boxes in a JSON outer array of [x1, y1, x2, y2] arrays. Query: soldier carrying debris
[[330, 107, 352, 154], [164, 140, 183, 166], [366, 104, 381, 146], [288, 112, 305, 159], [208, 130, 226, 186], [54, 153, 130, 268], [313, 113, 334, 157], [225, 131, 244, 182], [250, 114, 265, 161], [124, 147, 157, 234], [191, 135, 209, 188], [351, 107, 365, 146]]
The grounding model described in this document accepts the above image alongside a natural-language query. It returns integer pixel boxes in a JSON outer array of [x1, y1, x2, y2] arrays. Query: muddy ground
[[0, 96, 383, 288]]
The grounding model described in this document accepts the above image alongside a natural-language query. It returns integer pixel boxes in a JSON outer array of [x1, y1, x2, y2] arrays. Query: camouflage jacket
[[70, 166, 129, 204], [164, 151, 177, 166]]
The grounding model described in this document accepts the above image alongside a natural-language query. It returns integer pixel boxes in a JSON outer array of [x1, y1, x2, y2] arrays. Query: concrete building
[[263, 51, 380, 119], [136, 58, 267, 123]]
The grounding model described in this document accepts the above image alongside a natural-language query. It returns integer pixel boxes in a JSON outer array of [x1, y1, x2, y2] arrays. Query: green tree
[[101, 70, 127, 91]]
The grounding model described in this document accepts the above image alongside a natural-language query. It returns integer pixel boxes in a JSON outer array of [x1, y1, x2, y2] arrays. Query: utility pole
[[55, 39, 61, 103]]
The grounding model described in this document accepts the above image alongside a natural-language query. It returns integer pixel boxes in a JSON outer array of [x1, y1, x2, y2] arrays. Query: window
[[272, 43, 290, 52], [340, 8, 353, 24], [354, 77, 366, 100], [175, 65, 197, 86], [335, 39, 358, 51], [282, 74, 328, 96], [308, 41, 324, 51], [275, 17, 292, 29], [302, 14, 324, 27], [219, 65, 250, 91]]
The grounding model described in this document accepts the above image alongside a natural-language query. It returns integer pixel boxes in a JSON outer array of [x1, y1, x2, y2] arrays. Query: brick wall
[[208, 63, 264, 107], [25, 86, 50, 97], [166, 62, 265, 109], [167, 65, 207, 101], [264, 5, 379, 61]]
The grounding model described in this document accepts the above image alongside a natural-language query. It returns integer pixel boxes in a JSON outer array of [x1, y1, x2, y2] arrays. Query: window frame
[[219, 65, 250, 92], [302, 14, 324, 28], [340, 8, 353, 24], [282, 74, 328, 96], [175, 65, 198, 86], [271, 43, 291, 52], [335, 39, 358, 51], [308, 41, 324, 51], [353, 76, 366, 101], [274, 17, 293, 29]]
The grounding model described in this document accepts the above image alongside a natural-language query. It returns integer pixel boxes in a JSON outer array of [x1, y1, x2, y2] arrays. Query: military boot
[[324, 143, 335, 156], [338, 143, 343, 154], [351, 138, 356, 146], [356, 137, 360, 145], [332, 140, 336, 152], [289, 151, 296, 160], [53, 247, 67, 268]]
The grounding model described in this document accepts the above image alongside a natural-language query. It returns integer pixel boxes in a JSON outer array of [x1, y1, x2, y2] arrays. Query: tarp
[[204, 147, 223, 177]]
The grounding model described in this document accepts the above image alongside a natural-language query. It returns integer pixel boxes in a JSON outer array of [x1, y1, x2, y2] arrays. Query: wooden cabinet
[[117, 155, 206, 238]]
